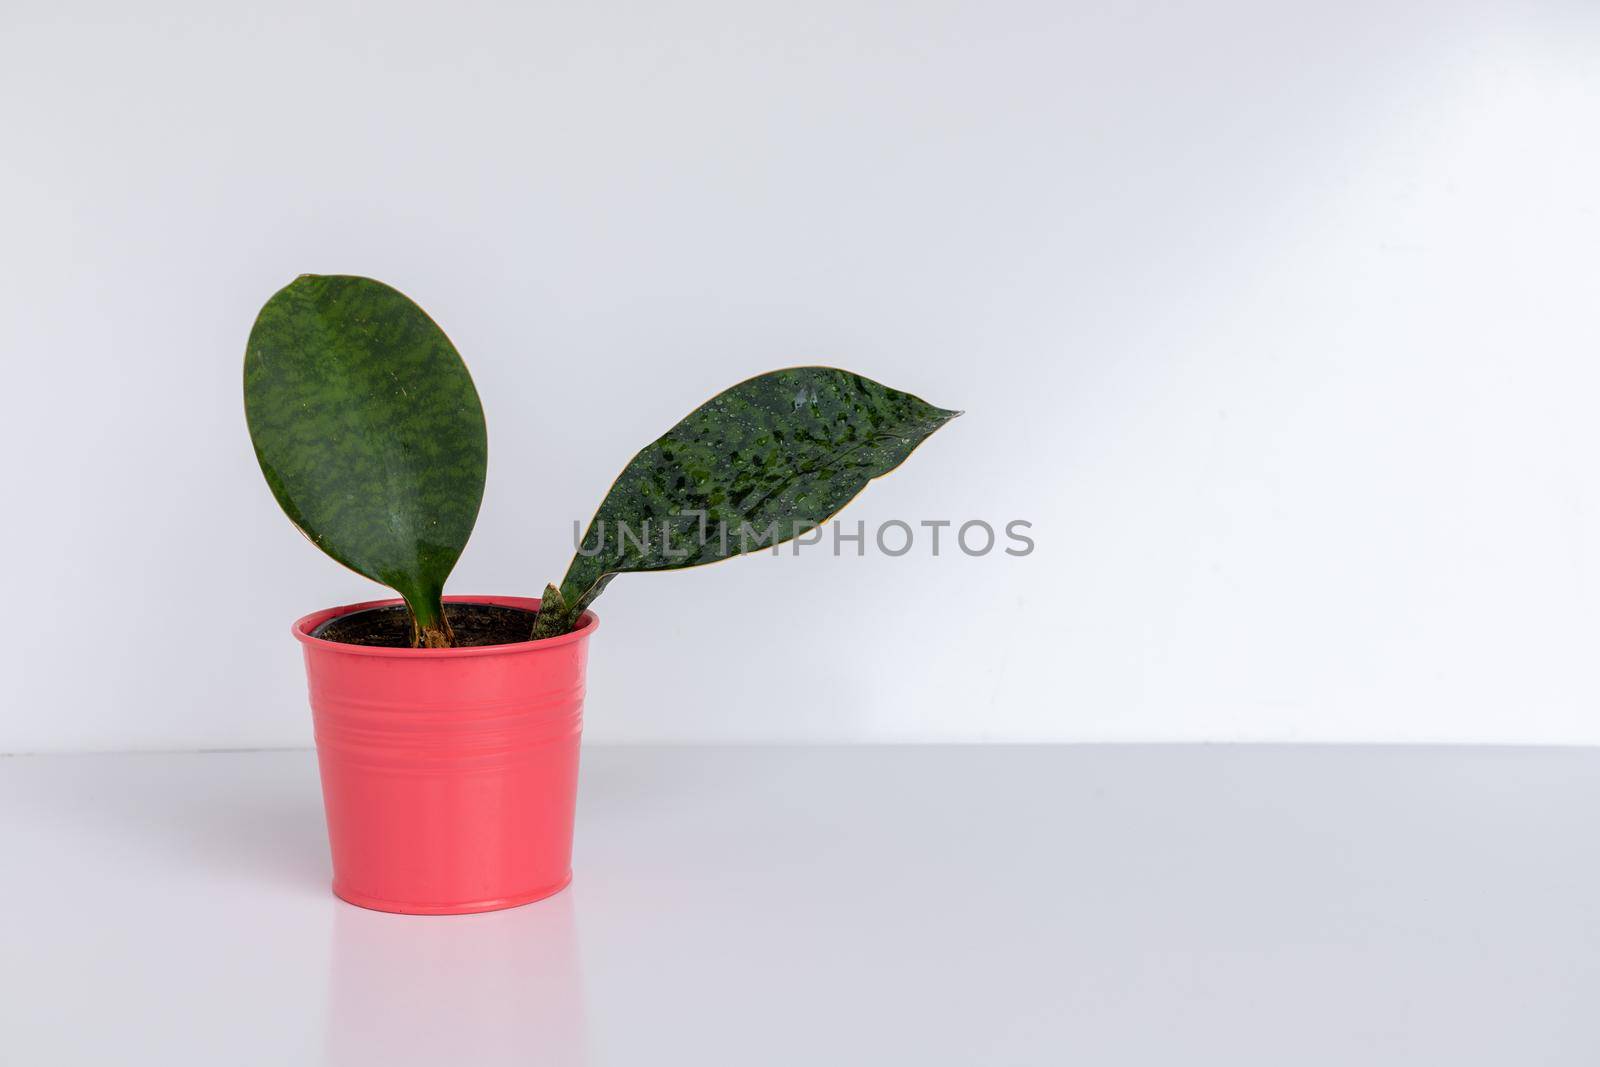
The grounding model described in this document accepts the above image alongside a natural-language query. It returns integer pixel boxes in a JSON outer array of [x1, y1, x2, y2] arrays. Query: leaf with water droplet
[[533, 366, 958, 637]]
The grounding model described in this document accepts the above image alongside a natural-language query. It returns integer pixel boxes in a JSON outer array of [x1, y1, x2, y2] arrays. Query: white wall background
[[2, 0, 1597, 752]]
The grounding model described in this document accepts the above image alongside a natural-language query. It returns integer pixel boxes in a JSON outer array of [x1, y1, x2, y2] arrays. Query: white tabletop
[[3, 745, 1597, 1065]]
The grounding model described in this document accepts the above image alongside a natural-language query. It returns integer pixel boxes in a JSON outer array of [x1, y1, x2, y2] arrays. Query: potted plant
[[245, 274, 958, 914]]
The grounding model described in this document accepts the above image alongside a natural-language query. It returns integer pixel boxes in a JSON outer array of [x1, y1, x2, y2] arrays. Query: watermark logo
[[572, 513, 1034, 558]]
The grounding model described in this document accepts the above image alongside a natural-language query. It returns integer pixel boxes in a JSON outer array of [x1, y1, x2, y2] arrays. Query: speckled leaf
[[244, 275, 487, 646], [528, 583, 569, 641], [534, 367, 959, 637]]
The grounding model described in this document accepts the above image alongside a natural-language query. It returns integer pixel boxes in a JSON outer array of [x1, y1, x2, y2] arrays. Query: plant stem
[[406, 594, 455, 649]]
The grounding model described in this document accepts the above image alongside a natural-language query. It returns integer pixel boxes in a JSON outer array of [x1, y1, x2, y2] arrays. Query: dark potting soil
[[312, 602, 538, 648]]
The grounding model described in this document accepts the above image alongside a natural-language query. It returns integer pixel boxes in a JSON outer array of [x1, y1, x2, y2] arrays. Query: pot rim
[[292, 594, 598, 658]]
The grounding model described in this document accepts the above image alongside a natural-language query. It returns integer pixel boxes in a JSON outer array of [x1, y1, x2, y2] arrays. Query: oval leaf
[[534, 367, 957, 637], [244, 275, 487, 639]]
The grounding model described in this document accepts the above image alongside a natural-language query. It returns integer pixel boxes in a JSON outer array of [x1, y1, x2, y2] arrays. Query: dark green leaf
[[536, 366, 958, 636], [529, 583, 569, 641], [243, 275, 487, 645]]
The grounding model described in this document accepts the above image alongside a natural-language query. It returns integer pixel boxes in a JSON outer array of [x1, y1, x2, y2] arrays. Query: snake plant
[[244, 275, 958, 647]]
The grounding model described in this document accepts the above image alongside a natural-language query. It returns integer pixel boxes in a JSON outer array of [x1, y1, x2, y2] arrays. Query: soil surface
[[312, 602, 538, 647]]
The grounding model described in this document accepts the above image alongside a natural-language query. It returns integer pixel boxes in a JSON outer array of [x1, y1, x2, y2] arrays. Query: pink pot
[[292, 595, 597, 915]]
